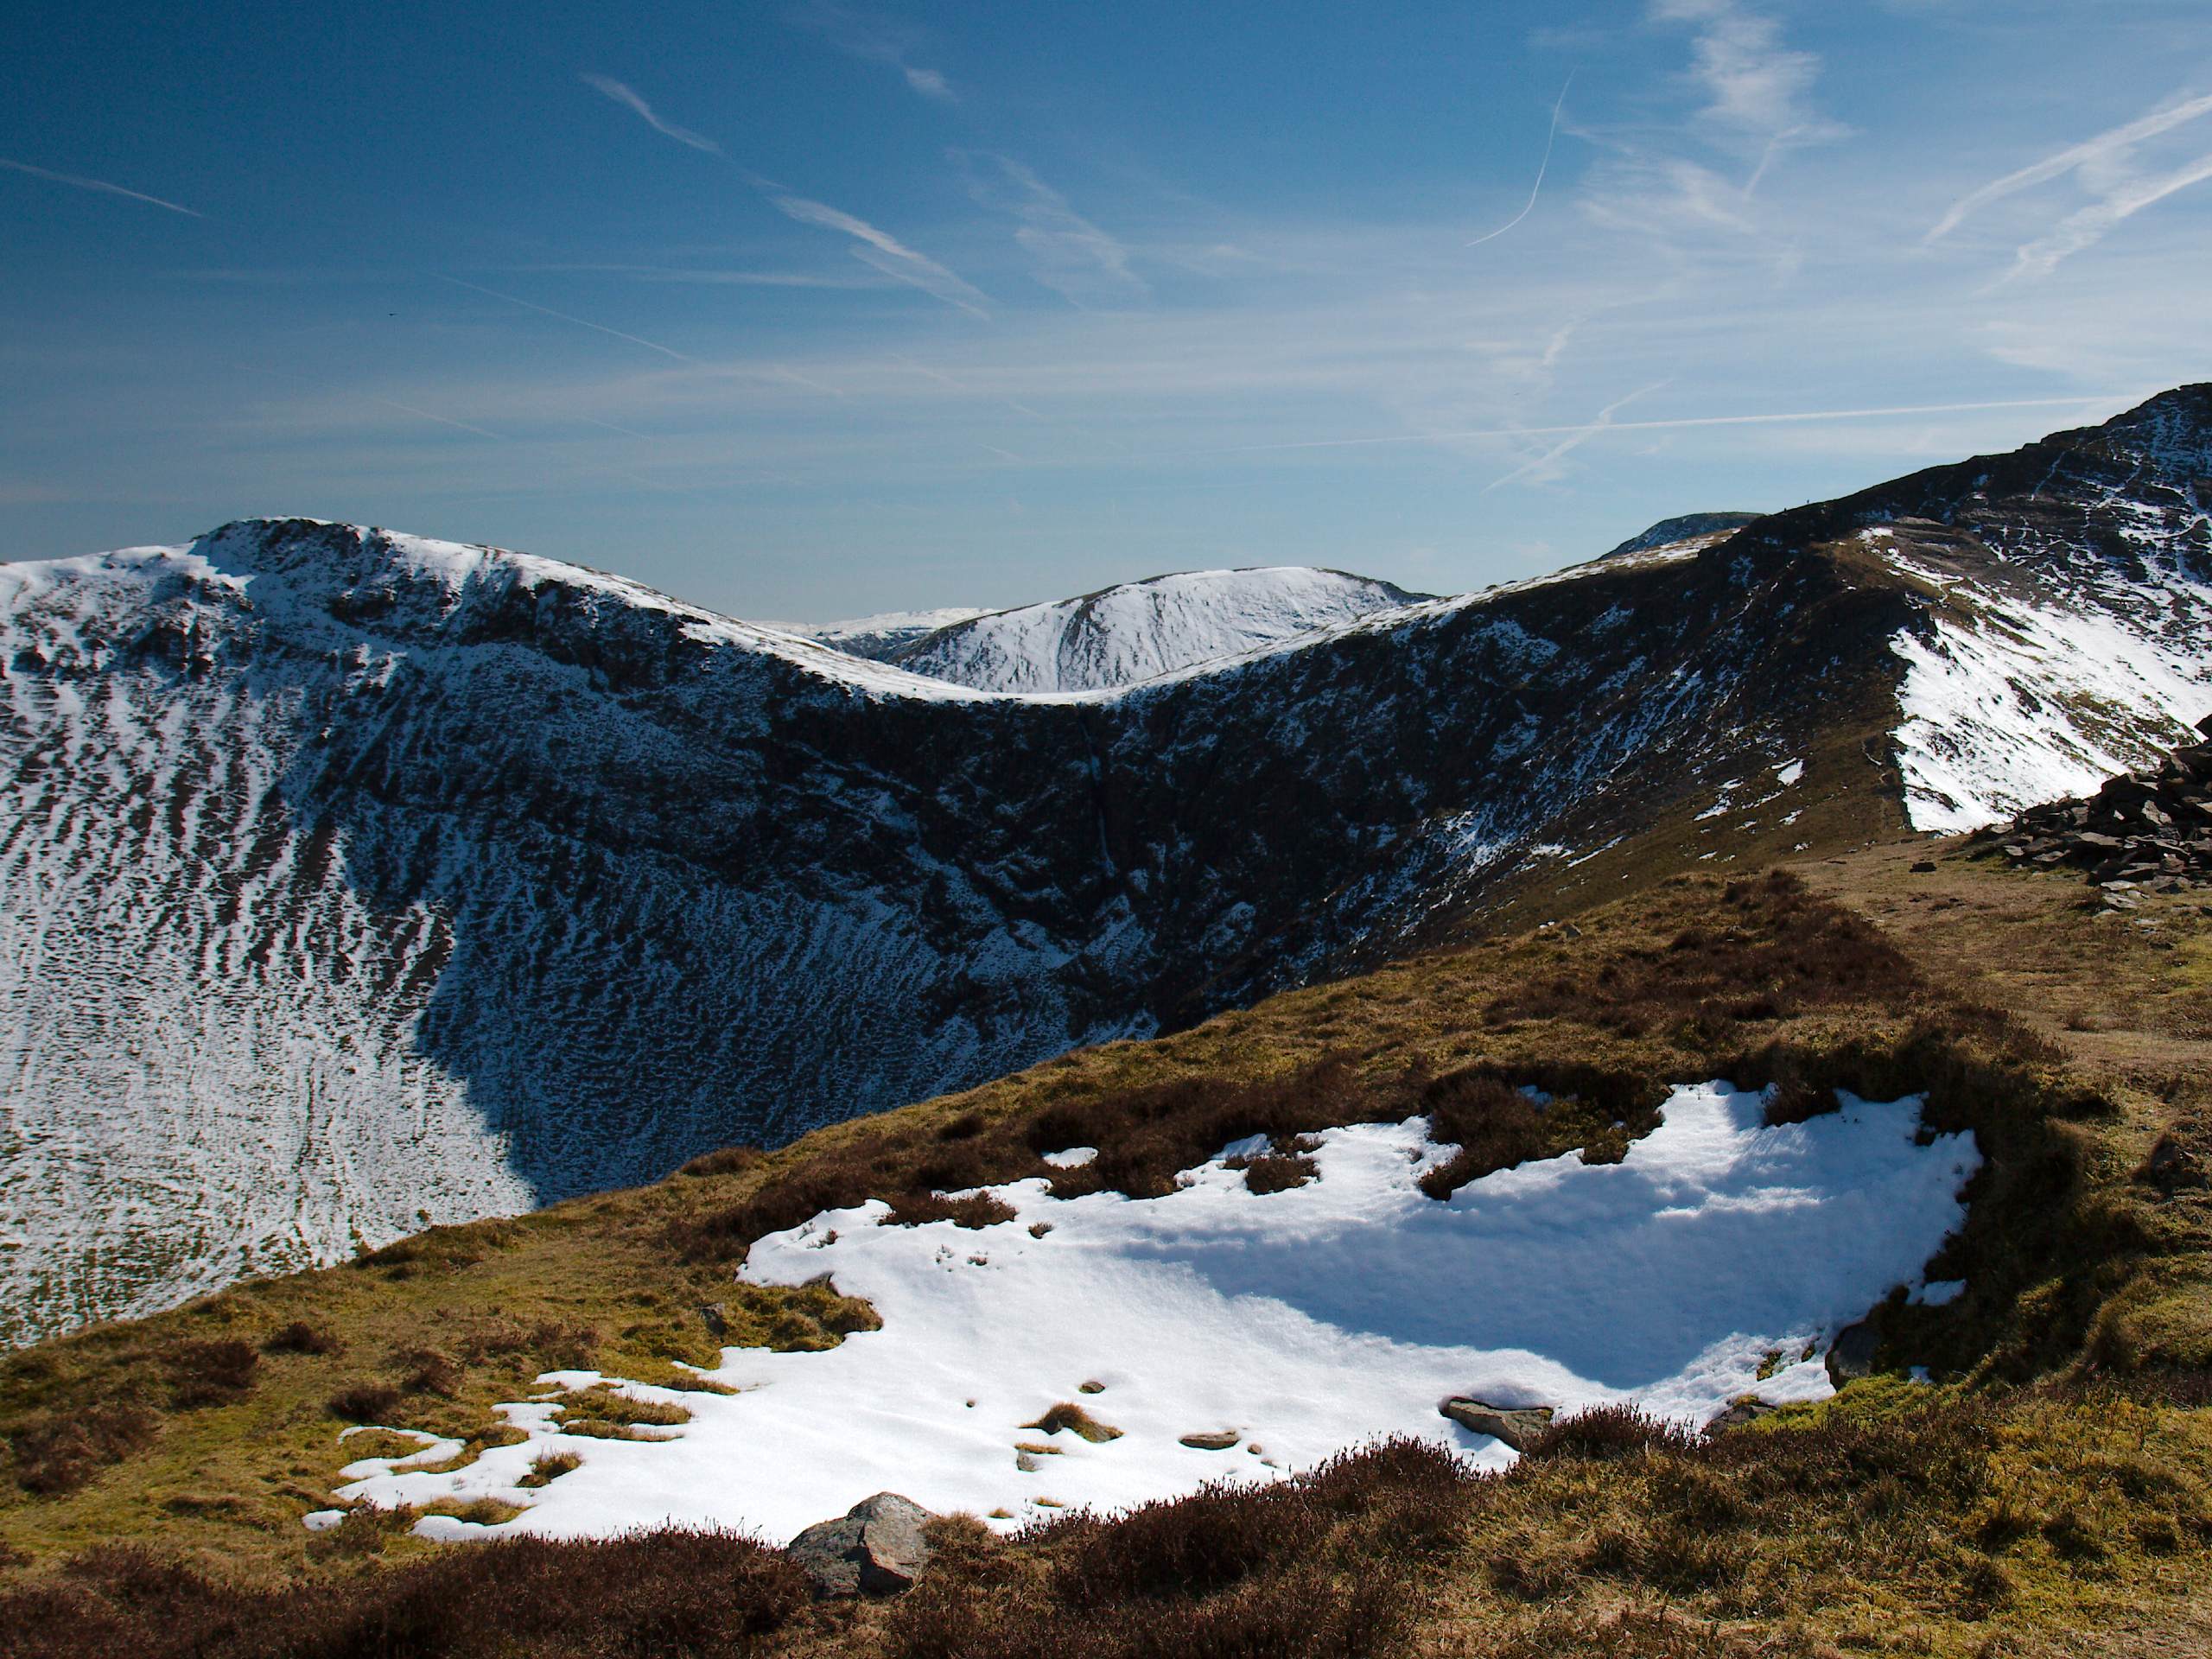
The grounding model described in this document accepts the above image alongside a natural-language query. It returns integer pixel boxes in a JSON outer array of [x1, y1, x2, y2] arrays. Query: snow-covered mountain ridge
[[872, 566, 1432, 693], [5, 386, 2212, 1341]]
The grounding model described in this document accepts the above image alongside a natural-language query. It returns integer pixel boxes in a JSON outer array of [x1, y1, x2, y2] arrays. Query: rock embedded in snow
[[1438, 1399, 1556, 1452], [1178, 1430, 1242, 1451], [785, 1492, 936, 1597]]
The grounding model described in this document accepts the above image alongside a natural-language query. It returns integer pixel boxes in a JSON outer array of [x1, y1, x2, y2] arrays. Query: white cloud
[[1926, 88, 2212, 243], [957, 154, 1147, 307], [579, 74, 722, 154], [789, 3, 957, 104], [2009, 148, 2212, 279], [1919, 85, 2212, 279], [767, 194, 993, 317], [1648, 0, 1844, 143], [1569, 5, 1840, 276]]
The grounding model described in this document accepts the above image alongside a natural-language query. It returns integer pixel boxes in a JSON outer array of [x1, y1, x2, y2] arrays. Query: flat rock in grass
[[1439, 1398, 1555, 1451], [786, 1492, 933, 1598]]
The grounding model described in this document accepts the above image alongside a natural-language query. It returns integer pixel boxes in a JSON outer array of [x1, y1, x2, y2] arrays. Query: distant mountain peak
[[1603, 512, 1763, 562], [882, 565, 1434, 693]]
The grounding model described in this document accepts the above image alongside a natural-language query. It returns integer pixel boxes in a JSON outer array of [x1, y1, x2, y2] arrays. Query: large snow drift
[[330, 1082, 1978, 1543]]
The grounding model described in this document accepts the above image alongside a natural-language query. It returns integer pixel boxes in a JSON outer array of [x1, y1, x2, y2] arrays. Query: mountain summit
[[874, 566, 1431, 693], [3, 388, 2209, 1340]]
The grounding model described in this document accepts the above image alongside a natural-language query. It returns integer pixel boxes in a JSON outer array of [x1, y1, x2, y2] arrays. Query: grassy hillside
[[1, 842, 2209, 1656]]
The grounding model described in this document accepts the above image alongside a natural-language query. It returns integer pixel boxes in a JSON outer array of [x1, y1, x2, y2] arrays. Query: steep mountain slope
[[879, 566, 1430, 691], [3, 388, 2212, 1341]]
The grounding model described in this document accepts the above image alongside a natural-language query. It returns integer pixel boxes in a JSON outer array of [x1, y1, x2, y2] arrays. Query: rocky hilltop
[[3, 388, 2212, 1338]]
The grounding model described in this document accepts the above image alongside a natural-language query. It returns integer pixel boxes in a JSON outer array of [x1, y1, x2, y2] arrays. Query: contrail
[[1484, 381, 1663, 492], [1469, 75, 1573, 247], [1218, 394, 2134, 455], [439, 276, 691, 361], [1, 157, 203, 218], [370, 397, 505, 441], [1928, 89, 2212, 244]]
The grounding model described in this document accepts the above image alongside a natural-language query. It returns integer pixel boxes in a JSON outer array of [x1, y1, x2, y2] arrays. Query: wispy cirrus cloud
[[0, 157, 203, 217], [1571, 3, 1838, 276], [2010, 149, 2212, 279], [955, 153, 1146, 307], [1484, 381, 1667, 491], [575, 73, 988, 317], [789, 2, 957, 103], [579, 74, 723, 154], [1649, 0, 1843, 143], [766, 194, 993, 317], [1926, 88, 2212, 243], [1923, 86, 2212, 279]]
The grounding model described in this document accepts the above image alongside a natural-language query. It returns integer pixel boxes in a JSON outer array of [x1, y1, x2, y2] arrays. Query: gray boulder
[[1827, 1319, 1880, 1387], [786, 1492, 934, 1598], [1439, 1397, 1556, 1451]]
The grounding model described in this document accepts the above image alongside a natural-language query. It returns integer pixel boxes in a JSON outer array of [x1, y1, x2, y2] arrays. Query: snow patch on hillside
[[329, 1082, 1977, 1543]]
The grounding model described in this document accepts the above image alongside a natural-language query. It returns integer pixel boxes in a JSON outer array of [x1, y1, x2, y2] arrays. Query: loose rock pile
[[1975, 715, 2212, 905]]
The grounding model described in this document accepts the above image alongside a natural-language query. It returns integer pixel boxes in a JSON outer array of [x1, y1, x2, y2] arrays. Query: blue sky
[[6, 1, 2212, 620]]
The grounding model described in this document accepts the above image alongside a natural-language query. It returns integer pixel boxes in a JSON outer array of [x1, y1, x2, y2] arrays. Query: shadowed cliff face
[[4, 387, 2212, 1340]]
